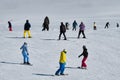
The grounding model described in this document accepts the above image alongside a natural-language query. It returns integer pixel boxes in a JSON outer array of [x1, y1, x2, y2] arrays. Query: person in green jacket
[[55, 49, 67, 75]]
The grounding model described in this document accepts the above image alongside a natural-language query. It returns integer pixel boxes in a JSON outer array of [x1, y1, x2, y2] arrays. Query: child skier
[[55, 49, 67, 75], [20, 42, 30, 64], [78, 45, 88, 69]]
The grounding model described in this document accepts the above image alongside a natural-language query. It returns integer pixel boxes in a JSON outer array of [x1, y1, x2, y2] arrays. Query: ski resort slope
[[0, 0, 120, 80], [0, 23, 120, 80]]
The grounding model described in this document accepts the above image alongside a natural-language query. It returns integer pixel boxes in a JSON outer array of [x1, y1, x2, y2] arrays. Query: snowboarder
[[8, 21, 12, 31], [23, 20, 32, 38], [104, 22, 110, 28], [42, 16, 50, 31], [78, 45, 88, 69], [77, 22, 86, 38], [117, 23, 119, 28], [58, 22, 67, 40], [20, 42, 30, 64], [72, 20, 78, 31], [93, 22, 97, 30], [55, 49, 67, 75]]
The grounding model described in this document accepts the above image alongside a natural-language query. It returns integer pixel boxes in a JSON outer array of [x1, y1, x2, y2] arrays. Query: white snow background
[[0, 0, 120, 80]]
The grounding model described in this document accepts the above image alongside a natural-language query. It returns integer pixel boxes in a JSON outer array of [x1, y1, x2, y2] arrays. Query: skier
[[78, 45, 88, 69], [42, 16, 50, 31], [104, 22, 110, 28], [55, 49, 67, 75], [65, 22, 69, 30], [58, 22, 67, 40], [117, 23, 119, 28], [20, 42, 30, 64], [72, 20, 78, 31], [93, 22, 97, 30], [77, 22, 86, 38], [8, 21, 12, 31], [23, 20, 32, 38]]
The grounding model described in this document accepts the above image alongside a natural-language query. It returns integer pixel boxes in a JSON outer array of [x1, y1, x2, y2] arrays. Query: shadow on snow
[[32, 73, 54, 76]]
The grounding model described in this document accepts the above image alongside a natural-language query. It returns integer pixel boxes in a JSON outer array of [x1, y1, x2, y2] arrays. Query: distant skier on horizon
[[93, 22, 97, 30], [116, 23, 119, 28], [8, 21, 12, 31], [78, 45, 88, 69], [42, 16, 50, 31], [104, 22, 110, 28], [72, 20, 78, 31]]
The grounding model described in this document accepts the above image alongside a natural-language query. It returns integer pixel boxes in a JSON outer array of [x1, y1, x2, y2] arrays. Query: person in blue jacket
[[20, 42, 30, 64], [72, 20, 78, 31]]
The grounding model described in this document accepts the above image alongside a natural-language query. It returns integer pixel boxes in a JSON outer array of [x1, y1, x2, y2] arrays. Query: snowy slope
[[0, 22, 120, 80], [0, 0, 120, 80]]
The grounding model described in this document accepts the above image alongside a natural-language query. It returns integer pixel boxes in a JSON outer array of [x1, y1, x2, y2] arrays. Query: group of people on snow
[[20, 41, 89, 76], [6, 16, 119, 75]]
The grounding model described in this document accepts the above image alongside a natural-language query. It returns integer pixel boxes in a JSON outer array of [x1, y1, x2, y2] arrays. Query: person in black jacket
[[78, 45, 88, 69], [42, 16, 50, 31], [23, 20, 32, 38], [8, 21, 12, 31], [104, 22, 110, 28], [58, 22, 67, 40]]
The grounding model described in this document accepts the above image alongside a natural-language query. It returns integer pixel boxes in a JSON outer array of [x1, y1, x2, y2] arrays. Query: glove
[[27, 53, 29, 55]]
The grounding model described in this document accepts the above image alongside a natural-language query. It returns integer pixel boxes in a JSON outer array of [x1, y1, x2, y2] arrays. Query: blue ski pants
[[55, 63, 66, 75]]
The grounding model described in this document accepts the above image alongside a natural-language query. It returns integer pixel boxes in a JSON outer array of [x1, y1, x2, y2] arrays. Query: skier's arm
[[78, 53, 83, 58]]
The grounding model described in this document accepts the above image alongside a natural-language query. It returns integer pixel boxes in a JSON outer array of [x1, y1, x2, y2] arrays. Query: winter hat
[[24, 42, 27, 45], [83, 45, 86, 49], [63, 49, 67, 53]]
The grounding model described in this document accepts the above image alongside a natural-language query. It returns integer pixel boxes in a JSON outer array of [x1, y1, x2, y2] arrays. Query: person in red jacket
[[78, 45, 88, 69]]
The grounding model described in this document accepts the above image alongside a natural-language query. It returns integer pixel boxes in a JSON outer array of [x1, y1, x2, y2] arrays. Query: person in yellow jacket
[[55, 49, 67, 75], [23, 20, 32, 38]]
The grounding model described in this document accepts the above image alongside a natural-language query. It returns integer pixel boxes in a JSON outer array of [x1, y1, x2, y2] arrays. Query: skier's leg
[[55, 63, 62, 75], [28, 30, 32, 38], [81, 57, 87, 68], [63, 33, 67, 40], [78, 30, 81, 38], [23, 30, 27, 38], [82, 31, 86, 38], [58, 32, 62, 40], [60, 63, 65, 75]]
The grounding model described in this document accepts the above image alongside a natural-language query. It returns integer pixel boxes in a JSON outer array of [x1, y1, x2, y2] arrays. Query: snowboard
[[20, 63, 33, 66], [53, 74, 68, 76], [77, 66, 87, 69]]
